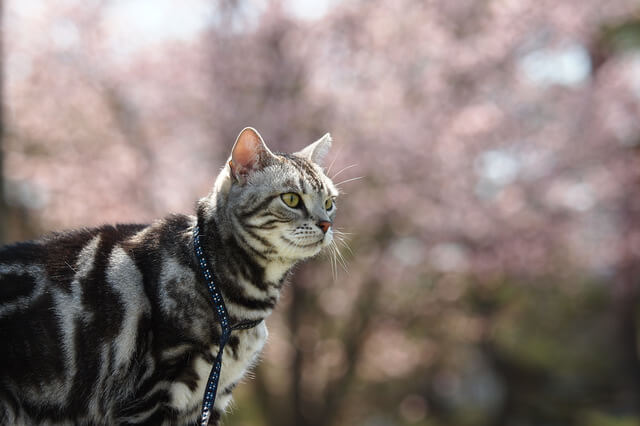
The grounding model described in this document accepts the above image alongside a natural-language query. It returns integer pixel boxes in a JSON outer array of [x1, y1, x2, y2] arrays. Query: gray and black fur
[[0, 128, 338, 425]]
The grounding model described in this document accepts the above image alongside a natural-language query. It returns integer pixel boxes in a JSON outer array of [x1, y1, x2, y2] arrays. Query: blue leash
[[193, 225, 262, 425]]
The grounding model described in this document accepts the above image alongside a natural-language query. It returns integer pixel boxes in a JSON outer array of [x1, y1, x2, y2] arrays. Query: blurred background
[[3, 0, 640, 425]]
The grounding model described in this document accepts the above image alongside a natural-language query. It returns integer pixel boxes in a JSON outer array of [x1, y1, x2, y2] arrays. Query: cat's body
[[0, 128, 337, 425]]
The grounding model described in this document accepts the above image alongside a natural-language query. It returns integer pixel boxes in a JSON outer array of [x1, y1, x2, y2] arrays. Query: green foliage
[[579, 411, 640, 426], [600, 20, 640, 52]]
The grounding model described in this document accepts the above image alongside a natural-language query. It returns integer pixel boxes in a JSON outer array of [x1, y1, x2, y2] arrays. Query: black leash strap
[[193, 225, 262, 425]]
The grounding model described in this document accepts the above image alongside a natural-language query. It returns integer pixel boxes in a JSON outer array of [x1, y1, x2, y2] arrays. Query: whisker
[[329, 235, 349, 274], [332, 228, 354, 260], [334, 244, 348, 272], [331, 163, 359, 180], [330, 244, 338, 281], [336, 237, 354, 257], [335, 176, 364, 187], [334, 232, 353, 240], [331, 244, 342, 277], [320, 240, 338, 281]]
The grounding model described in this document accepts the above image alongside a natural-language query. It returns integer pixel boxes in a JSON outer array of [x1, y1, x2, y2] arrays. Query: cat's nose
[[317, 220, 332, 234]]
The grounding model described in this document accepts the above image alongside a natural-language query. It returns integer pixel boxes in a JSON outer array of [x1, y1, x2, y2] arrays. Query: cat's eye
[[281, 193, 300, 208], [324, 198, 334, 210]]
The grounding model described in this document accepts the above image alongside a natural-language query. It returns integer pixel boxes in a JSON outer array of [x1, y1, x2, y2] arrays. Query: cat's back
[[0, 224, 148, 300], [0, 224, 148, 266], [0, 223, 154, 424]]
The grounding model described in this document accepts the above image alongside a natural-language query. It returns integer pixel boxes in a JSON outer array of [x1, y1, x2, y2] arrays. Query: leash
[[193, 225, 262, 426]]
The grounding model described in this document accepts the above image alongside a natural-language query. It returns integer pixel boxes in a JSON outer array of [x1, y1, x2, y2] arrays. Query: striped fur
[[0, 128, 337, 425]]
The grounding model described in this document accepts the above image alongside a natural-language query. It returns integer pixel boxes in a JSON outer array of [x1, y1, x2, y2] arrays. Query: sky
[[7, 0, 336, 65]]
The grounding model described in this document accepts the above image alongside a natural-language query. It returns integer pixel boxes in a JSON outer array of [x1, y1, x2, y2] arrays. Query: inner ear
[[229, 127, 274, 183]]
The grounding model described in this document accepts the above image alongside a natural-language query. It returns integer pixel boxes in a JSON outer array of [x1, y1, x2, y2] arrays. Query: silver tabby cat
[[0, 127, 338, 425]]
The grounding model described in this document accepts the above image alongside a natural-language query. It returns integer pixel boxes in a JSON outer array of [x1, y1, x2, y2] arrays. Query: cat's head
[[207, 127, 338, 263]]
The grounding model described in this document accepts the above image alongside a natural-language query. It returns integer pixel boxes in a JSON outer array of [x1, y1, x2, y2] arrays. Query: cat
[[0, 127, 338, 425]]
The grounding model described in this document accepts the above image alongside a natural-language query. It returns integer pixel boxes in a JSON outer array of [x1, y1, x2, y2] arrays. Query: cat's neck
[[195, 211, 292, 322]]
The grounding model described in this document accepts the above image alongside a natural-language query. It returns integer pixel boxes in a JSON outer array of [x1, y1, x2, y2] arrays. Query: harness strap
[[193, 225, 262, 426]]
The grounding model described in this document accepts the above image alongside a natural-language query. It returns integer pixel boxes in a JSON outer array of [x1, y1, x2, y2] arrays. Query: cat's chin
[[302, 236, 333, 259]]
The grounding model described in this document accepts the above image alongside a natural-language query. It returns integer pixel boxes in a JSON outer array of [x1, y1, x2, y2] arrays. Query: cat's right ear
[[229, 127, 274, 184]]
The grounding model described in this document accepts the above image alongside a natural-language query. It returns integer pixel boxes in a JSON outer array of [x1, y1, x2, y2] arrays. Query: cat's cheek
[[324, 230, 333, 244]]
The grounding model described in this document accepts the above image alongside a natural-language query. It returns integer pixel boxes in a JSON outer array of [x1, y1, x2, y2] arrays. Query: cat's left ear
[[297, 133, 332, 166], [229, 127, 275, 184]]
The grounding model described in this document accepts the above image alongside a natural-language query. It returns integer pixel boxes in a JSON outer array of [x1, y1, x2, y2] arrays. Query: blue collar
[[193, 225, 262, 426]]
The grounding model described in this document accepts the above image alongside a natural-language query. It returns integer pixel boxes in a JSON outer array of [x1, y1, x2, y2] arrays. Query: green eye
[[325, 198, 334, 210], [281, 193, 300, 208]]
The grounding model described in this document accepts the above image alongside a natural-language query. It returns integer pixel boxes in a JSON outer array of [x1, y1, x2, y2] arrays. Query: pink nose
[[317, 221, 332, 234]]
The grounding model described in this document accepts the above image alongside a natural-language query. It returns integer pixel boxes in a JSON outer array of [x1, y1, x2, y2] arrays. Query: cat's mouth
[[280, 233, 331, 256], [281, 236, 325, 249]]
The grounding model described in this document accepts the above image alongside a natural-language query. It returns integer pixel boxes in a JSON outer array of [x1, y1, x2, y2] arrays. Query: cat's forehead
[[275, 153, 337, 196]]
